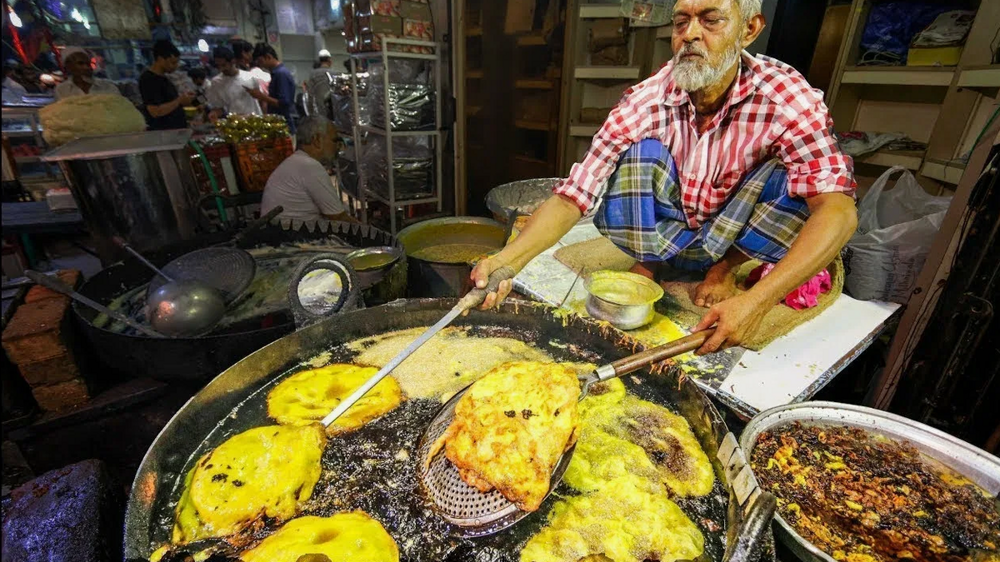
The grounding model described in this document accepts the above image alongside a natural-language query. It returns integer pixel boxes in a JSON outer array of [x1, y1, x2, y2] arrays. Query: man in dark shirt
[[139, 40, 193, 130], [247, 43, 297, 133]]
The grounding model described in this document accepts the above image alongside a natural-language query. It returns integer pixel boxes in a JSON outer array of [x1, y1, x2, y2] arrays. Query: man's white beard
[[672, 43, 741, 92]]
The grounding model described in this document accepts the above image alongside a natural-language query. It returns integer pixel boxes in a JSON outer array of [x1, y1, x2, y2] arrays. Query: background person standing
[[139, 40, 193, 130], [247, 43, 297, 133]]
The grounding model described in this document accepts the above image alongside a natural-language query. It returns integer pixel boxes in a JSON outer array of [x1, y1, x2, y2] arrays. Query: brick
[[31, 379, 90, 412], [3, 459, 124, 562], [17, 352, 80, 387], [24, 270, 82, 303], [2, 298, 71, 363]]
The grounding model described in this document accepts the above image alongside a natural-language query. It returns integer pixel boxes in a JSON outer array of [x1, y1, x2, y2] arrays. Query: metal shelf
[[574, 66, 641, 81], [957, 65, 1000, 89], [367, 190, 439, 207], [920, 159, 966, 184], [841, 66, 955, 87], [570, 124, 600, 137], [362, 125, 439, 137], [579, 5, 621, 18], [856, 149, 925, 171], [350, 38, 439, 61]]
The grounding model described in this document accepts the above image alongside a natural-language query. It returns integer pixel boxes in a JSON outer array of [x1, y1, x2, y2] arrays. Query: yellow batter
[[521, 378, 712, 562], [409, 243, 495, 264], [348, 326, 555, 400], [172, 424, 326, 543], [267, 364, 403, 435], [240, 513, 398, 562]]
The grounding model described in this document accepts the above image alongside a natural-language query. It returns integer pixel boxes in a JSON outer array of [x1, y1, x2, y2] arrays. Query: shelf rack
[[347, 37, 443, 235]]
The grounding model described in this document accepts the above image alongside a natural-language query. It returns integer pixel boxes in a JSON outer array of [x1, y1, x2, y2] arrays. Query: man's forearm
[[495, 194, 582, 271], [147, 98, 180, 117], [747, 192, 857, 303]]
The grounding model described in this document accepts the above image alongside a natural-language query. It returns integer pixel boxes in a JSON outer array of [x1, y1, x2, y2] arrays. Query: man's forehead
[[673, 0, 736, 15]]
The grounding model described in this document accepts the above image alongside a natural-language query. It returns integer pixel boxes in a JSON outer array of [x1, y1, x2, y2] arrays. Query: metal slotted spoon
[[417, 328, 715, 537]]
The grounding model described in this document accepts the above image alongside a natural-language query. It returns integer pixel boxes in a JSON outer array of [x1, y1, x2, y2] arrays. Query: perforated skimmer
[[416, 328, 714, 536]]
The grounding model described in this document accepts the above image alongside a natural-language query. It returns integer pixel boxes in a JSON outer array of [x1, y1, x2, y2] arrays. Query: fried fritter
[[428, 361, 581, 512], [267, 364, 403, 435], [240, 513, 399, 562], [172, 424, 326, 543]]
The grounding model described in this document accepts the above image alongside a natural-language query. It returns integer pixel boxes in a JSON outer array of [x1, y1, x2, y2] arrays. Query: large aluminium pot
[[73, 222, 403, 381], [396, 217, 505, 298], [124, 299, 773, 562], [41, 130, 200, 264]]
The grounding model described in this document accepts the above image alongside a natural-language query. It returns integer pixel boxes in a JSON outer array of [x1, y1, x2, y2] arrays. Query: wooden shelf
[[516, 34, 547, 46], [579, 5, 621, 18], [466, 69, 484, 79], [841, 66, 955, 86], [957, 65, 1000, 89], [514, 120, 555, 131], [466, 26, 483, 37], [856, 149, 925, 170], [515, 79, 555, 89], [570, 124, 600, 137], [920, 159, 966, 184], [466, 105, 483, 116], [575, 66, 641, 80], [512, 154, 549, 165]]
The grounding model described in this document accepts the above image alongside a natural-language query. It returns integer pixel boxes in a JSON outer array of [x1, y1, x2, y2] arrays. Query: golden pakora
[[172, 424, 326, 543], [240, 513, 399, 562], [428, 361, 581, 512], [267, 364, 403, 435]]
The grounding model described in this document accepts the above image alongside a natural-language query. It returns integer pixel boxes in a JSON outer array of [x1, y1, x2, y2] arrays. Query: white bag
[[843, 166, 952, 303]]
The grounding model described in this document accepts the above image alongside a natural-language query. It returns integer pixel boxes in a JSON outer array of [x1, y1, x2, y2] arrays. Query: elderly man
[[54, 48, 121, 100], [261, 115, 354, 223], [474, 0, 857, 355]]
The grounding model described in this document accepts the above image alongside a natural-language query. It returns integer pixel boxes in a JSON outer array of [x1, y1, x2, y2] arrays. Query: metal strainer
[[417, 328, 714, 536], [147, 247, 256, 304]]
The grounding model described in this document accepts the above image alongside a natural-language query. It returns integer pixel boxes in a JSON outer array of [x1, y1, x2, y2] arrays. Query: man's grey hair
[[296, 115, 333, 146], [736, 0, 762, 22]]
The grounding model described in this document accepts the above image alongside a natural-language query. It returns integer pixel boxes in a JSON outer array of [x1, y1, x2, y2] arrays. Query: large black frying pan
[[73, 222, 401, 381], [124, 299, 774, 562]]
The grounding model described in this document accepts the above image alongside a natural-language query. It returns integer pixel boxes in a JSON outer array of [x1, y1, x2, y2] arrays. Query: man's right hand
[[469, 256, 516, 311], [178, 92, 195, 106]]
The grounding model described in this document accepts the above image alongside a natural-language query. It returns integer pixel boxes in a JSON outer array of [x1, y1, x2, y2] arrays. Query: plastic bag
[[843, 167, 952, 303]]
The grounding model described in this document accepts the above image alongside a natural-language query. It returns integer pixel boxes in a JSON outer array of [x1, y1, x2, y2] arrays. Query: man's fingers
[[697, 327, 728, 355], [471, 261, 490, 289], [496, 279, 513, 304], [693, 308, 719, 332]]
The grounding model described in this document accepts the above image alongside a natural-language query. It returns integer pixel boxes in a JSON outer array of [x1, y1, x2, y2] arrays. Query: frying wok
[[73, 222, 403, 381], [124, 299, 774, 561]]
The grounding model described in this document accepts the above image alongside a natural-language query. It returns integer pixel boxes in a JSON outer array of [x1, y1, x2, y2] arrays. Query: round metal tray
[[739, 401, 1000, 562]]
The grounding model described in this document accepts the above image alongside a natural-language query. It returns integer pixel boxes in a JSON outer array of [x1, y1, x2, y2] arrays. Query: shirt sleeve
[[140, 74, 173, 107], [270, 73, 295, 110], [553, 84, 656, 214], [303, 159, 345, 216], [775, 98, 856, 199]]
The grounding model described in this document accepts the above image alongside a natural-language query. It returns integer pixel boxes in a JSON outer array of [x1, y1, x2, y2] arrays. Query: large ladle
[[115, 239, 227, 338], [24, 270, 164, 338]]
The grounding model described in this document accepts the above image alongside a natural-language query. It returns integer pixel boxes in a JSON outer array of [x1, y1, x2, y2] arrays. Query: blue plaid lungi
[[594, 139, 810, 271]]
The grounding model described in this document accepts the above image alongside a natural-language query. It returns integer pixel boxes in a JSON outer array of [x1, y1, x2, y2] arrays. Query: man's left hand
[[692, 291, 772, 355]]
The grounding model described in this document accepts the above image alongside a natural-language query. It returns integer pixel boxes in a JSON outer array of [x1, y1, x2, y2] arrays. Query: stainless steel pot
[[739, 401, 1000, 562], [41, 130, 200, 263], [584, 270, 664, 330]]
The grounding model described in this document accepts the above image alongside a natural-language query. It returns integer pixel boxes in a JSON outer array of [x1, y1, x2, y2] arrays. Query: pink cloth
[[746, 265, 832, 310]]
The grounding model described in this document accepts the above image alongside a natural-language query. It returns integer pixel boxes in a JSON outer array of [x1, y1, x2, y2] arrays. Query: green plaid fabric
[[594, 139, 810, 271]]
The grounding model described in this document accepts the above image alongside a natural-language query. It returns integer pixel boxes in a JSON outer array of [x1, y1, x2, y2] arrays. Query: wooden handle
[[608, 329, 715, 377], [457, 265, 516, 312]]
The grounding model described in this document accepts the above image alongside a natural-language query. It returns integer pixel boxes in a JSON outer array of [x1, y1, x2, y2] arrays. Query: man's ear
[[741, 14, 766, 48]]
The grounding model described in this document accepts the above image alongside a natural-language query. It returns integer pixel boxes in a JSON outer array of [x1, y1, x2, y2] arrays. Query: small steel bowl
[[584, 270, 664, 330], [346, 246, 404, 290]]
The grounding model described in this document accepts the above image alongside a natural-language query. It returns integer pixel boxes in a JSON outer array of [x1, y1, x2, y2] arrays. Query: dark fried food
[[751, 423, 1000, 562], [428, 361, 581, 512], [172, 425, 326, 543]]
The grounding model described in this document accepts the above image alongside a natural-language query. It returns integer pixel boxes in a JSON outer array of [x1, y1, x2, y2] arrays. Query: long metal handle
[[25, 270, 164, 338], [723, 491, 777, 562], [230, 205, 283, 246], [114, 237, 174, 283], [605, 329, 714, 378], [322, 266, 514, 428]]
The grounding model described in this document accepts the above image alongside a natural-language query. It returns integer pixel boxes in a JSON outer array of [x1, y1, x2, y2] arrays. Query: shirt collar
[[663, 50, 758, 108]]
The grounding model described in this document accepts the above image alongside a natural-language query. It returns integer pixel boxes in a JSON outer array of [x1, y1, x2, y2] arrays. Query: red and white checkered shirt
[[555, 52, 856, 228]]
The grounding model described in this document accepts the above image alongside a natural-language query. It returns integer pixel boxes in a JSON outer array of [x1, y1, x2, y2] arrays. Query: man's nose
[[678, 19, 705, 43]]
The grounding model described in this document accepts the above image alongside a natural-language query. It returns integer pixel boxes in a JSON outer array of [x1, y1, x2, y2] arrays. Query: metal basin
[[740, 401, 1000, 562], [584, 270, 664, 330], [396, 217, 505, 297]]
